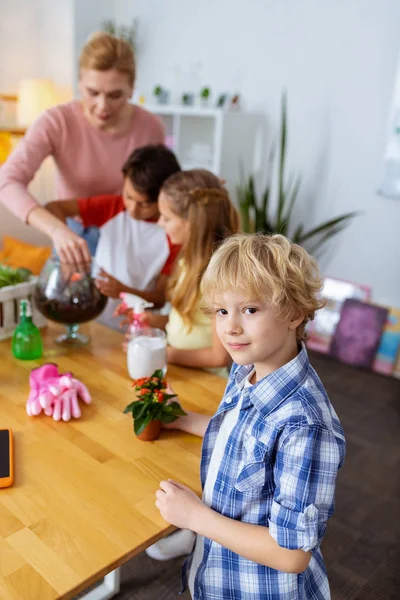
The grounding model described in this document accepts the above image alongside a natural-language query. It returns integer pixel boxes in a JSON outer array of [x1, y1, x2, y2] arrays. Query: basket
[[0, 277, 47, 340]]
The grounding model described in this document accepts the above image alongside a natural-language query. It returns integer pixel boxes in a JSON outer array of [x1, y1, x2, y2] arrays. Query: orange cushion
[[0, 236, 52, 275]]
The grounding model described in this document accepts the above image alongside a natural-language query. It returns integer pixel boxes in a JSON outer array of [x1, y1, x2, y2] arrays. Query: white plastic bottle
[[121, 293, 167, 380]]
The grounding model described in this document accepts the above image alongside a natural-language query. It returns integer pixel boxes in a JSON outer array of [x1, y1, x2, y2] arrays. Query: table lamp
[[17, 79, 58, 127]]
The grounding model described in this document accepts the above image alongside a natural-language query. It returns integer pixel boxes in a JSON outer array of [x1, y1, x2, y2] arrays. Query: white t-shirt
[[188, 369, 255, 596], [78, 194, 178, 329]]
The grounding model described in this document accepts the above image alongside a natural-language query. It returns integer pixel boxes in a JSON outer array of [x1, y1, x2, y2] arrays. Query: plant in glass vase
[[123, 370, 186, 441]]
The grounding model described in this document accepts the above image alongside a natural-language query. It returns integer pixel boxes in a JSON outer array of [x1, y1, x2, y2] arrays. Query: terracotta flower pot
[[136, 420, 161, 442]]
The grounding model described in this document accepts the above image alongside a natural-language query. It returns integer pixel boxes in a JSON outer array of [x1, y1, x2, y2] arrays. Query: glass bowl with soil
[[34, 258, 108, 345]]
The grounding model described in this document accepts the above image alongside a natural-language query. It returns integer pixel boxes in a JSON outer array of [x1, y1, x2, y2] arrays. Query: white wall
[[0, 0, 74, 245], [0, 0, 74, 93], [1, 0, 399, 306], [111, 0, 400, 307], [72, 0, 116, 96]]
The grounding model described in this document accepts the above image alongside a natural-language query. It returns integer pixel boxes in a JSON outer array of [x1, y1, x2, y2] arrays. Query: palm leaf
[[276, 91, 287, 226], [307, 224, 348, 257], [282, 173, 301, 234], [237, 91, 358, 247], [292, 223, 304, 243], [298, 212, 359, 243]]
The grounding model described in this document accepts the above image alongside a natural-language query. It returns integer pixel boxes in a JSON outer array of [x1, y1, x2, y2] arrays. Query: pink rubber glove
[[27, 364, 92, 422], [39, 374, 92, 422], [26, 363, 59, 417]]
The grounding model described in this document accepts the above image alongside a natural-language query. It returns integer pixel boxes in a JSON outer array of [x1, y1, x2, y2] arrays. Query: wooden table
[[0, 322, 225, 600]]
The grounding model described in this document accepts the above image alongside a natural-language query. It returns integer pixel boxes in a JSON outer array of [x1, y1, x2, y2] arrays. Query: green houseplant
[[124, 370, 186, 441], [0, 265, 31, 289], [101, 19, 138, 51], [200, 87, 211, 106], [237, 93, 359, 256]]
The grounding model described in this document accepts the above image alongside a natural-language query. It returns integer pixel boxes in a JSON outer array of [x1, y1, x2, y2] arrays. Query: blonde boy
[[156, 233, 346, 600]]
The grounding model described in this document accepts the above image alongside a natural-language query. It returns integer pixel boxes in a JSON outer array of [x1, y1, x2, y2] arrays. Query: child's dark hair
[[122, 145, 181, 203]]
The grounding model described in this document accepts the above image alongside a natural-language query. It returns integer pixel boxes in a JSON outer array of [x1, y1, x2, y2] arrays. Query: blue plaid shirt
[[186, 344, 345, 600]]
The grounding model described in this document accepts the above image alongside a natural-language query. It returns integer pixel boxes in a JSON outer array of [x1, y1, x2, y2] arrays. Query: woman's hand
[[52, 226, 91, 266], [156, 479, 206, 530]]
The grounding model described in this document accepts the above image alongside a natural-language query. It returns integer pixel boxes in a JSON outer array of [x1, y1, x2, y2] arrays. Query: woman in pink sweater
[[0, 32, 164, 264]]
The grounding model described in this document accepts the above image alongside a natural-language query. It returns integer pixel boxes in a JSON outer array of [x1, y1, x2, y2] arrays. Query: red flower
[[138, 388, 150, 396], [132, 376, 151, 388], [155, 390, 164, 403]]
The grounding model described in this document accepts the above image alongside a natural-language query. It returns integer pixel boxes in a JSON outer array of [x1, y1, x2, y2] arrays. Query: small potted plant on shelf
[[123, 370, 186, 441], [181, 92, 195, 106], [216, 93, 228, 108], [153, 85, 169, 105], [200, 86, 211, 107]]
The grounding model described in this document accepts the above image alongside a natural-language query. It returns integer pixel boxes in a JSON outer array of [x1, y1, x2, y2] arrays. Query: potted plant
[[236, 92, 359, 256], [153, 85, 169, 105], [200, 87, 211, 107], [182, 92, 194, 106], [123, 370, 186, 441], [216, 93, 228, 108]]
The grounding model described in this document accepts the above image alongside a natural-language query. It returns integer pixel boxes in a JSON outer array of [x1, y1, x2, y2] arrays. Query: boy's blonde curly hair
[[201, 233, 325, 341]]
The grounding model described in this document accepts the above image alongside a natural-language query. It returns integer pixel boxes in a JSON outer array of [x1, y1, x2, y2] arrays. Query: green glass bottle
[[11, 299, 43, 360]]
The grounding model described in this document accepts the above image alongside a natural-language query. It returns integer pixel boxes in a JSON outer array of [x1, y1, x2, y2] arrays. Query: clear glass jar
[[34, 258, 107, 345]]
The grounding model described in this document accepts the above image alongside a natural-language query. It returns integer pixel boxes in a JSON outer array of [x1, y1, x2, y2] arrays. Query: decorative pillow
[[0, 236, 51, 275]]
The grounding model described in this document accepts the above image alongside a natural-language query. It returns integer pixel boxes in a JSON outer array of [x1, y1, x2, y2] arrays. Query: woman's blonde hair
[[162, 169, 240, 329], [79, 32, 136, 87], [201, 233, 324, 341]]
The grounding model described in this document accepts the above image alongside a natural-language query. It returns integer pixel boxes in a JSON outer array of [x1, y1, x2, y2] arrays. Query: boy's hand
[[96, 268, 126, 298], [156, 479, 205, 530]]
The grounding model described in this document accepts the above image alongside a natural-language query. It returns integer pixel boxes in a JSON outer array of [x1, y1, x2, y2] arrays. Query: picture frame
[[306, 277, 371, 354], [329, 299, 388, 369]]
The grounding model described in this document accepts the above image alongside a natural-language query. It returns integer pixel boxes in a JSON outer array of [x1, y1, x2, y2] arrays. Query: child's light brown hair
[[201, 233, 324, 341], [161, 169, 240, 330], [79, 32, 136, 87]]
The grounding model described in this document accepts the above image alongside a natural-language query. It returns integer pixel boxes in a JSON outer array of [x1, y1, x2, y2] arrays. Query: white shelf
[[142, 104, 224, 118], [144, 105, 265, 202], [182, 161, 215, 171]]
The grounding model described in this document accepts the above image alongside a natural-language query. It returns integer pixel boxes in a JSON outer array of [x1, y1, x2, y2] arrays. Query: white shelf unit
[[143, 105, 265, 203]]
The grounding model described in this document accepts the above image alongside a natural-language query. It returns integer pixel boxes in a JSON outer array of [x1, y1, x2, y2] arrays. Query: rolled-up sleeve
[[268, 424, 341, 552], [0, 111, 56, 221]]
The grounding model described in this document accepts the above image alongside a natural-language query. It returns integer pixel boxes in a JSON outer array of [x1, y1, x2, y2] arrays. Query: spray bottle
[[11, 299, 43, 360], [120, 293, 167, 379], [119, 292, 154, 338]]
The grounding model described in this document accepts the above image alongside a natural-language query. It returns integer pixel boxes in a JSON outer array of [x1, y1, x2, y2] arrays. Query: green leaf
[[283, 174, 301, 233], [161, 414, 178, 424], [277, 91, 287, 226], [292, 223, 304, 243], [0, 264, 32, 289], [298, 212, 359, 244], [123, 401, 137, 414], [152, 369, 164, 379], [236, 90, 359, 249], [164, 401, 187, 416], [307, 224, 348, 257], [163, 393, 177, 401], [134, 412, 153, 436], [131, 401, 147, 420]]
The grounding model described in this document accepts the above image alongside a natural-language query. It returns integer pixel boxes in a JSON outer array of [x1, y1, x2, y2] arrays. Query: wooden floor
[[77, 351, 400, 600]]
